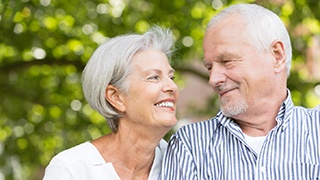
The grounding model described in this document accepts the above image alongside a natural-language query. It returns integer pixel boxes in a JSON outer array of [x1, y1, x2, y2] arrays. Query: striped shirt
[[161, 91, 320, 179]]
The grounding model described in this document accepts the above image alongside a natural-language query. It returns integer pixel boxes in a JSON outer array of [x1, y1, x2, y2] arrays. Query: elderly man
[[161, 4, 320, 180]]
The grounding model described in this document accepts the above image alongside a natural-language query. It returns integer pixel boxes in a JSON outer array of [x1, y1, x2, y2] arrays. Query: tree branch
[[0, 59, 85, 74], [0, 59, 209, 81]]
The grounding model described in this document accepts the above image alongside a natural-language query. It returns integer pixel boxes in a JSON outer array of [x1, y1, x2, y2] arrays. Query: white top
[[43, 139, 167, 180], [243, 134, 266, 155]]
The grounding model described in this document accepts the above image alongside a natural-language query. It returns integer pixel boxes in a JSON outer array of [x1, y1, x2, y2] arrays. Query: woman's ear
[[105, 85, 126, 112], [272, 40, 286, 74]]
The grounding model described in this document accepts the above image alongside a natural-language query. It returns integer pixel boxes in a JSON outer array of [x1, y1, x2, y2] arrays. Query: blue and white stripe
[[161, 91, 320, 179]]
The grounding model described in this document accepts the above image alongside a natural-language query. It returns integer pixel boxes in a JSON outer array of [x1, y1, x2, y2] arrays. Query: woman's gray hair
[[207, 4, 292, 77], [82, 26, 174, 132]]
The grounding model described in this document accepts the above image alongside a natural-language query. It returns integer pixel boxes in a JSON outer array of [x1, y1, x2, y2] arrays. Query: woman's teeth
[[155, 101, 174, 108]]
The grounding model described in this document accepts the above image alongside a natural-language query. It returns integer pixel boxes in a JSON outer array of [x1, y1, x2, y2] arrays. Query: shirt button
[[260, 166, 266, 173]]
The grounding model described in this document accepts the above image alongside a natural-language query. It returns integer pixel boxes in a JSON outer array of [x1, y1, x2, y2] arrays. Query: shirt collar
[[278, 89, 294, 131]]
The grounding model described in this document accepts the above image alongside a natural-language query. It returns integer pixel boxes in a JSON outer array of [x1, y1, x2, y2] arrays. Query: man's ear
[[105, 85, 126, 112], [272, 40, 286, 74]]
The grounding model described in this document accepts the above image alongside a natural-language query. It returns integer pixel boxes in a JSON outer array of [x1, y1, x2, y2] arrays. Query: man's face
[[203, 17, 276, 119]]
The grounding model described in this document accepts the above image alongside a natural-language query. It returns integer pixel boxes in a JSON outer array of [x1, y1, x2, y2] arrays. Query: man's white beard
[[220, 96, 248, 117]]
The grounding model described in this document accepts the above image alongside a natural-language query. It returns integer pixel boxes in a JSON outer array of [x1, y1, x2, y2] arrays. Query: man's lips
[[217, 88, 237, 96]]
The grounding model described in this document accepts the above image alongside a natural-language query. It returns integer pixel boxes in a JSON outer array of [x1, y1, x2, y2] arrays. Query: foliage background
[[0, 0, 319, 179]]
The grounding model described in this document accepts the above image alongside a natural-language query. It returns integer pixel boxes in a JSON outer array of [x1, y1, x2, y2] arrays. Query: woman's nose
[[163, 77, 178, 93]]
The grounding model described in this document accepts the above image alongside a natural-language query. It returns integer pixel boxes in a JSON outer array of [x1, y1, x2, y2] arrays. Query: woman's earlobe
[[105, 85, 126, 112]]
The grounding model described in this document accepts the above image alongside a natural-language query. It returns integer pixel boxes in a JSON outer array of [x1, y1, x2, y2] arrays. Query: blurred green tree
[[0, 0, 319, 179]]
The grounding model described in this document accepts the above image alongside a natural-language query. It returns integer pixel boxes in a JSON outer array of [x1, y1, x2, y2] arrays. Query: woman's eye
[[170, 76, 175, 80]]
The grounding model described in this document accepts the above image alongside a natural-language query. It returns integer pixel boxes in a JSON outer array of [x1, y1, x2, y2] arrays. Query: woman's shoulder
[[43, 142, 120, 180], [48, 142, 103, 166]]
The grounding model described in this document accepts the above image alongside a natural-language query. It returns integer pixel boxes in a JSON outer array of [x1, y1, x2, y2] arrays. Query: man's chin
[[221, 103, 248, 117]]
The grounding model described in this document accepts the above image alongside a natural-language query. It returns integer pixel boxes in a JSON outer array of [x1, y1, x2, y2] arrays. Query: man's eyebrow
[[203, 52, 242, 65], [216, 52, 241, 60], [215, 52, 241, 61]]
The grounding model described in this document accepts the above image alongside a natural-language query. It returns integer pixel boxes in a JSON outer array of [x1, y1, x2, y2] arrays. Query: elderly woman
[[43, 26, 179, 180]]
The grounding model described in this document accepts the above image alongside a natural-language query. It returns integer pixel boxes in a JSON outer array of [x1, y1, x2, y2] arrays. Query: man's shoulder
[[313, 105, 320, 111], [287, 105, 320, 124], [291, 105, 320, 116], [174, 117, 220, 140], [167, 117, 223, 153]]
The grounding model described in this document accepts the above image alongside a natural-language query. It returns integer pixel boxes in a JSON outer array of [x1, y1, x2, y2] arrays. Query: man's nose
[[208, 66, 227, 88]]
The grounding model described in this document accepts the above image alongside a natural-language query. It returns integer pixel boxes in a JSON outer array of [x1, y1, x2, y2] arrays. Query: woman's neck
[[91, 130, 160, 179]]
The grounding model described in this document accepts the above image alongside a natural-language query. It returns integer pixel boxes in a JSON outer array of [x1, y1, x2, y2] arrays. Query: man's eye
[[148, 75, 159, 80], [204, 65, 212, 71], [170, 76, 175, 80], [223, 60, 235, 67]]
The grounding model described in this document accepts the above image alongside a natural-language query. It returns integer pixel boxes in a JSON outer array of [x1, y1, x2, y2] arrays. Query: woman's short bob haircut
[[207, 4, 292, 77], [82, 26, 174, 132]]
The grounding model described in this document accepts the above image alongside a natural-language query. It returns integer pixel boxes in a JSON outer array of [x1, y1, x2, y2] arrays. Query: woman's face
[[120, 48, 179, 129]]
